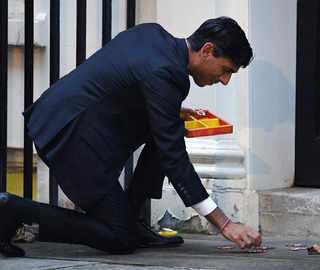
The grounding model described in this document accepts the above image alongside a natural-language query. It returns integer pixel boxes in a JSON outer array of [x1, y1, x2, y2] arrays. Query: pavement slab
[[0, 258, 99, 270], [1, 234, 320, 270]]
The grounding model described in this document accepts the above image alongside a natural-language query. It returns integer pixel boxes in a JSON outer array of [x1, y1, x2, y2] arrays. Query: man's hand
[[180, 107, 206, 119], [221, 222, 261, 248], [205, 207, 261, 249], [180, 107, 196, 115], [180, 107, 206, 115]]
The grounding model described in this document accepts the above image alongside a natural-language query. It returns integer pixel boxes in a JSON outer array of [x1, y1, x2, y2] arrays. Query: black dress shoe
[[0, 242, 25, 257], [136, 221, 184, 248]]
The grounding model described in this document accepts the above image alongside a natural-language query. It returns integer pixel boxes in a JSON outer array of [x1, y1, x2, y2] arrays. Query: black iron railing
[[124, 0, 136, 192]]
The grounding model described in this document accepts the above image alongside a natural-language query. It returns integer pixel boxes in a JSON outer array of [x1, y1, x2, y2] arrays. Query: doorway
[[295, 0, 320, 187]]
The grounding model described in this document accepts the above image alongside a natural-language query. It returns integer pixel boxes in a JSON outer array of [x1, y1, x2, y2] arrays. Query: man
[[0, 17, 261, 257]]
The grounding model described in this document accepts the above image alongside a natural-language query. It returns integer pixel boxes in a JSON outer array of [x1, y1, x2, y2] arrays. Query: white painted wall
[[153, 0, 297, 193], [8, 0, 50, 148], [248, 0, 297, 190], [136, 0, 156, 24]]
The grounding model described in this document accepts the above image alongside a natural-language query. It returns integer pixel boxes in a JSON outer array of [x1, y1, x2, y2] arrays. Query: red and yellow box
[[181, 110, 233, 138]]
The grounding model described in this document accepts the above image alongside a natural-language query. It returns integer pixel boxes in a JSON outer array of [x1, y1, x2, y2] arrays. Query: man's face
[[189, 43, 239, 87]]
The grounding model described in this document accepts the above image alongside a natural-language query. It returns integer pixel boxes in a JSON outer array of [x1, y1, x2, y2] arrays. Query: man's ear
[[201, 42, 214, 58]]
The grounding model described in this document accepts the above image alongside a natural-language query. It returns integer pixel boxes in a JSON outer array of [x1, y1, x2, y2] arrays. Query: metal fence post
[[0, 0, 8, 193], [102, 0, 112, 46], [24, 0, 34, 199], [77, 0, 87, 66], [49, 0, 61, 206]]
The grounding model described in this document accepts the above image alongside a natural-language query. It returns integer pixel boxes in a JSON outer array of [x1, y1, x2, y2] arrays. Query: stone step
[[259, 187, 320, 237]]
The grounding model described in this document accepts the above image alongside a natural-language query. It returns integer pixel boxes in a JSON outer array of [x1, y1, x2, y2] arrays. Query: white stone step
[[259, 187, 320, 237]]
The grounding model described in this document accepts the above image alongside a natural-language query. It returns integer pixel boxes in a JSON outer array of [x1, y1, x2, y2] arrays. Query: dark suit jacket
[[24, 23, 209, 207]]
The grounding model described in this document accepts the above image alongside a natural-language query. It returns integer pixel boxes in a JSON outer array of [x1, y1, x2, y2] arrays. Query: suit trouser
[[34, 120, 165, 253], [127, 140, 165, 219]]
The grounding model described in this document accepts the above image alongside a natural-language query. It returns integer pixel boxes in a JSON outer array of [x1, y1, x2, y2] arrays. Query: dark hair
[[187, 17, 253, 68]]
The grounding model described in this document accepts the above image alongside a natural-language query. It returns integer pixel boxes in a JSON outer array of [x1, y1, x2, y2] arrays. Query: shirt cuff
[[191, 197, 217, 216]]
